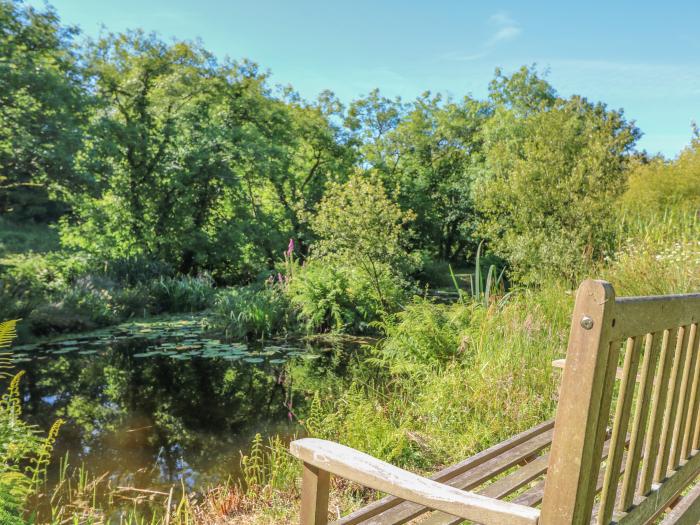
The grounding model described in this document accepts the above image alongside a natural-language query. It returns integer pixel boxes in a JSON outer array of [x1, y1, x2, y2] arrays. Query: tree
[[60, 32, 267, 279], [217, 77, 355, 259], [0, 0, 86, 220], [310, 174, 417, 308], [387, 93, 490, 260], [345, 90, 490, 261], [476, 94, 640, 285], [621, 135, 700, 216]]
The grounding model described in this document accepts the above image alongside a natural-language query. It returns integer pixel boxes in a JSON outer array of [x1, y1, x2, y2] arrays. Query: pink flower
[[286, 238, 295, 257]]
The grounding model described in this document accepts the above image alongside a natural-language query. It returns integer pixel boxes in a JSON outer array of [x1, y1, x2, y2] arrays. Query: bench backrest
[[540, 280, 700, 525]]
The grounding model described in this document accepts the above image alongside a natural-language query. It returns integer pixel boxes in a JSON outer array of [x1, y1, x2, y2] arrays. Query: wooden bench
[[289, 280, 700, 524]]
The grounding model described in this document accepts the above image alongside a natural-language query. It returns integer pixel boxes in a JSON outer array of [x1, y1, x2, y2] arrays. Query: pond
[[8, 315, 341, 495]]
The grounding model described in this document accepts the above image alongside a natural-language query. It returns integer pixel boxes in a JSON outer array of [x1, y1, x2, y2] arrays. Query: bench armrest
[[290, 438, 540, 525]]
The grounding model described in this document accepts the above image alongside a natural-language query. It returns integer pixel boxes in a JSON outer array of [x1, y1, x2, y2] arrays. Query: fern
[[302, 391, 325, 438], [0, 320, 17, 380], [28, 418, 65, 488], [2, 371, 24, 415], [240, 433, 265, 492], [0, 319, 64, 524]]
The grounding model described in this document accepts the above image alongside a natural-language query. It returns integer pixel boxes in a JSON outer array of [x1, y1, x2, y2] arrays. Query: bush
[[27, 282, 116, 335], [298, 284, 570, 473], [621, 144, 700, 217], [287, 259, 406, 334], [375, 297, 476, 372], [212, 285, 291, 340], [110, 283, 154, 318], [148, 274, 215, 313], [476, 97, 639, 285], [416, 259, 456, 288], [0, 253, 93, 325], [601, 209, 700, 296]]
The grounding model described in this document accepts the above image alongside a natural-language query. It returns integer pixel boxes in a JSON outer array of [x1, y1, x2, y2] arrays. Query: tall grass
[[212, 285, 291, 340], [605, 209, 700, 296]]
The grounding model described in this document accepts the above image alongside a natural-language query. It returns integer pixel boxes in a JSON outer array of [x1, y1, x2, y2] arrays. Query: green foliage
[[605, 210, 700, 296], [311, 173, 418, 309], [298, 284, 570, 472], [27, 282, 115, 335], [347, 90, 488, 260], [0, 218, 60, 257], [621, 140, 700, 217], [0, 253, 217, 337], [0, 0, 86, 221], [375, 298, 475, 372], [462, 241, 509, 307], [148, 274, 215, 313], [212, 285, 291, 340], [476, 86, 640, 285], [288, 259, 405, 334], [0, 321, 64, 524]]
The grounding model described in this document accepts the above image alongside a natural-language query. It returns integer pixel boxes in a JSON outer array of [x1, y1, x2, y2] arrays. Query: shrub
[[212, 285, 291, 340], [110, 283, 154, 318], [27, 282, 115, 335], [621, 144, 700, 217], [0, 253, 92, 323], [476, 96, 639, 285], [298, 284, 570, 473], [374, 297, 475, 372], [287, 259, 406, 334], [101, 256, 175, 286], [311, 174, 420, 309], [416, 259, 455, 288]]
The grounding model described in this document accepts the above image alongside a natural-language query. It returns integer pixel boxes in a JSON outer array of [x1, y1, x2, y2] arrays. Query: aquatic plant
[[212, 285, 292, 340], [150, 274, 216, 313]]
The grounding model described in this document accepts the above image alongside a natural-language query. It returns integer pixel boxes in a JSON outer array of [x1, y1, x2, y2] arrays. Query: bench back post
[[540, 279, 618, 525]]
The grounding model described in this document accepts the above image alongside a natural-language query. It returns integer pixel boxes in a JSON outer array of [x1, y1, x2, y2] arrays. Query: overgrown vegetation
[[1, 321, 64, 525], [2, 0, 700, 523]]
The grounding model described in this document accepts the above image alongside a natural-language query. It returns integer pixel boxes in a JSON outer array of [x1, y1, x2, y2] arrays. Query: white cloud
[[444, 10, 522, 61], [486, 26, 522, 47]]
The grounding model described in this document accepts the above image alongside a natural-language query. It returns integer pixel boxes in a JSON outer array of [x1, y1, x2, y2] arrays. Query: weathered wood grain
[[334, 420, 553, 525], [290, 438, 540, 525], [658, 481, 700, 525], [540, 279, 618, 525]]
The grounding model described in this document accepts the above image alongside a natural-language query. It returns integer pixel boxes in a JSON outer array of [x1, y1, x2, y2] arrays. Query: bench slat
[[670, 324, 699, 470], [335, 427, 553, 525], [659, 481, 700, 525], [513, 432, 620, 510], [616, 450, 700, 525], [681, 325, 700, 459], [656, 326, 692, 481], [640, 328, 679, 494], [418, 455, 549, 525], [333, 420, 553, 525], [620, 332, 661, 511], [611, 294, 700, 341], [598, 337, 643, 525]]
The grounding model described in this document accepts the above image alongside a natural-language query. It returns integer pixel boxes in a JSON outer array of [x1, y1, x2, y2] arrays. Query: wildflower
[[286, 238, 295, 258]]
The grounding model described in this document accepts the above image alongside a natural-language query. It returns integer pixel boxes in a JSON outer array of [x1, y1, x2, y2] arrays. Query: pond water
[[8, 315, 336, 494]]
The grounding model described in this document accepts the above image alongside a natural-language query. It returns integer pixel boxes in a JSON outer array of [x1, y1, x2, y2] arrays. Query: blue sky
[[30, 0, 700, 158]]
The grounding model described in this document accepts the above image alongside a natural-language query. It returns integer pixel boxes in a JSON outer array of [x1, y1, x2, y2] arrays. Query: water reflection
[[9, 315, 319, 491]]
